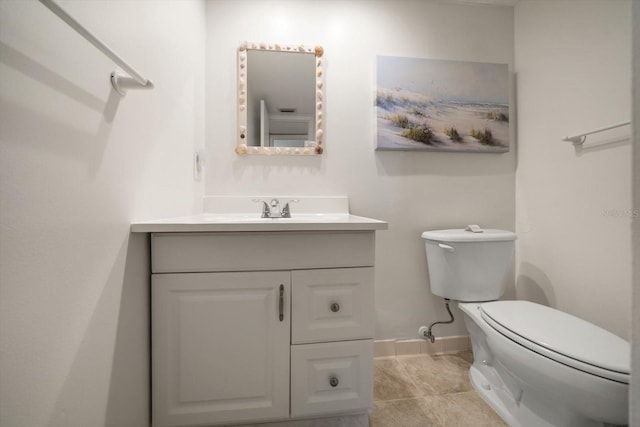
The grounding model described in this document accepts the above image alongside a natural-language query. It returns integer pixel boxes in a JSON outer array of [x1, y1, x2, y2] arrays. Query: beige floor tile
[[369, 399, 436, 427], [417, 391, 508, 427], [396, 354, 473, 396], [456, 350, 474, 364], [371, 352, 506, 427], [373, 358, 421, 401]]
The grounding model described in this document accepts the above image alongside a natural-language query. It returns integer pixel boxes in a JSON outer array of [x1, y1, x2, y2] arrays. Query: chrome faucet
[[269, 199, 281, 217], [281, 199, 298, 218], [253, 199, 271, 218], [252, 198, 299, 218]]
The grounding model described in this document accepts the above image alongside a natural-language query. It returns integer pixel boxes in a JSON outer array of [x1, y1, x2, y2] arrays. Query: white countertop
[[131, 213, 388, 233]]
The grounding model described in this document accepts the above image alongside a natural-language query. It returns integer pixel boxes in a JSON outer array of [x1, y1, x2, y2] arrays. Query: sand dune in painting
[[376, 87, 509, 152]]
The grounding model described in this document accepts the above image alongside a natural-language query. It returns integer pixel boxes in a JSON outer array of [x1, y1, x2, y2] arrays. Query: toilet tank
[[422, 229, 516, 302]]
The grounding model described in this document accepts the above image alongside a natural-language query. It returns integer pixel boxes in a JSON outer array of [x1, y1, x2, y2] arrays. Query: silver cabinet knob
[[330, 302, 340, 313], [329, 376, 339, 387]]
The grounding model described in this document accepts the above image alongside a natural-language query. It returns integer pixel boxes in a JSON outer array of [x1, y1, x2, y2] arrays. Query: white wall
[[514, 0, 632, 340], [0, 1, 205, 426], [631, 0, 639, 423], [205, 0, 516, 340]]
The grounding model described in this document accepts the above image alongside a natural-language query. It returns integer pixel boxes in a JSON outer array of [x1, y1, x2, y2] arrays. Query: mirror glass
[[236, 43, 324, 155]]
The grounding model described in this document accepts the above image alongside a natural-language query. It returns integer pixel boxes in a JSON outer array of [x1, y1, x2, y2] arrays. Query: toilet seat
[[479, 301, 630, 384]]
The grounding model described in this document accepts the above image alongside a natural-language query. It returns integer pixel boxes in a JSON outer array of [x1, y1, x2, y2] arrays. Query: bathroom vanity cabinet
[[148, 228, 382, 427]]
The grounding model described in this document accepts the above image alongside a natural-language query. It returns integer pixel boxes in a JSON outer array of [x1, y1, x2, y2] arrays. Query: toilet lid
[[479, 301, 630, 384]]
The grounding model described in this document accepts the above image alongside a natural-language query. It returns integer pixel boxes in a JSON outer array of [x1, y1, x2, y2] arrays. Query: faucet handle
[[281, 199, 299, 218], [252, 199, 271, 218]]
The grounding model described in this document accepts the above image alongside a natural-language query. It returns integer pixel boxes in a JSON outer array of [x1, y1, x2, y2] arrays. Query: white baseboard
[[374, 335, 471, 358]]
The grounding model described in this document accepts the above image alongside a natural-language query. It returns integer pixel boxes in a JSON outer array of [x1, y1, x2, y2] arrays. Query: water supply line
[[420, 298, 455, 343]]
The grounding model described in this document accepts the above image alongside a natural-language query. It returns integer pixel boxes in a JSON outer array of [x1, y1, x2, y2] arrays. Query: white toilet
[[422, 228, 629, 427]]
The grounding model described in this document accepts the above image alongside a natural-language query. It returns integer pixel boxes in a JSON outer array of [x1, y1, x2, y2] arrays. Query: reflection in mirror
[[236, 42, 324, 156]]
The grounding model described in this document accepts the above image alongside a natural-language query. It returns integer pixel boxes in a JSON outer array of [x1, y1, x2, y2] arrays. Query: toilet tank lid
[[421, 229, 517, 242]]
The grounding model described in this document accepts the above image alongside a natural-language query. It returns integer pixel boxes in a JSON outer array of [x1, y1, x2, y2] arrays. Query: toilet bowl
[[421, 228, 630, 427], [460, 301, 629, 427]]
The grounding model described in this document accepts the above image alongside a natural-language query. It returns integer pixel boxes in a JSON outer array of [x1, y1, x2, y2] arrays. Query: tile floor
[[369, 352, 507, 427]]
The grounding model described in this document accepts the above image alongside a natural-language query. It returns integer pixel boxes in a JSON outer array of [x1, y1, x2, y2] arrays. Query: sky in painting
[[376, 55, 508, 105]]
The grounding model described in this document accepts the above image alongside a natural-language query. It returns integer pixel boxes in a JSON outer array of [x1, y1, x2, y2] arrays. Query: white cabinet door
[[291, 268, 374, 344], [152, 271, 290, 427]]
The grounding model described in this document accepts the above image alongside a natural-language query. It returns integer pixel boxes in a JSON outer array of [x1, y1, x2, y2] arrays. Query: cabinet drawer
[[151, 231, 375, 273], [291, 268, 374, 344], [290, 340, 373, 418]]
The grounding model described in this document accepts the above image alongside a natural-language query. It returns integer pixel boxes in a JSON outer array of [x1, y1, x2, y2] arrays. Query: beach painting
[[376, 56, 510, 152]]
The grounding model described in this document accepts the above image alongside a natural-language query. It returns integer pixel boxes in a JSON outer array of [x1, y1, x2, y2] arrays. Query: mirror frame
[[236, 41, 325, 156]]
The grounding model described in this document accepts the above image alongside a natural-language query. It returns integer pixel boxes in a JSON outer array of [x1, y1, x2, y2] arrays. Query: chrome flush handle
[[438, 243, 455, 253]]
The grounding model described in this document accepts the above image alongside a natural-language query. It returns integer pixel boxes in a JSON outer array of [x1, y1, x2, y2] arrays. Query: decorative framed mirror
[[236, 42, 325, 156]]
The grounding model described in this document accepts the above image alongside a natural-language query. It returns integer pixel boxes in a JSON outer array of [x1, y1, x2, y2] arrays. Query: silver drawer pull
[[279, 285, 284, 321], [330, 302, 340, 313], [329, 376, 339, 387]]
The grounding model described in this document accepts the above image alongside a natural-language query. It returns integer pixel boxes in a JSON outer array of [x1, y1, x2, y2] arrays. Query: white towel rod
[[562, 121, 630, 144], [38, 0, 153, 96]]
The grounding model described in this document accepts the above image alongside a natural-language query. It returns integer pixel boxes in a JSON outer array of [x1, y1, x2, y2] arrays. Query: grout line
[[374, 396, 424, 403], [393, 355, 424, 399], [374, 349, 472, 360], [375, 389, 482, 403]]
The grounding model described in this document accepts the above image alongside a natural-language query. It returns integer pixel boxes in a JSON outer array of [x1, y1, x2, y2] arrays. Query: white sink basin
[[200, 213, 346, 223]]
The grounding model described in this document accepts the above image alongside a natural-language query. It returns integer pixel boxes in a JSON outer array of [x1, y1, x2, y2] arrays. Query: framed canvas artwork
[[376, 55, 510, 153]]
